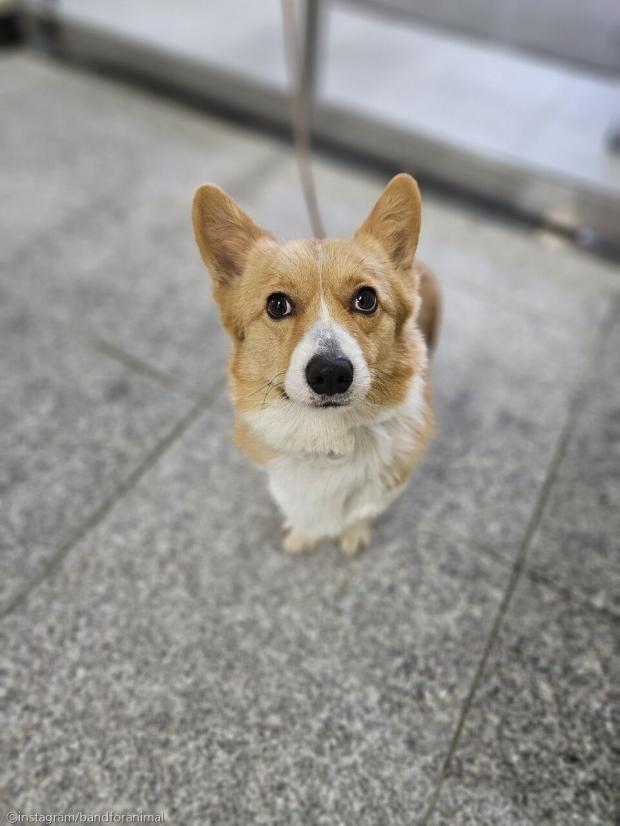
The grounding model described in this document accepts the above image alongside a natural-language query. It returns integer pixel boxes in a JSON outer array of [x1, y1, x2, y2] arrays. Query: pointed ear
[[192, 184, 271, 286], [354, 173, 421, 270]]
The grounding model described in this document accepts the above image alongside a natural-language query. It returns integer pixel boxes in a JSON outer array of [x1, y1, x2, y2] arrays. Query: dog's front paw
[[339, 520, 371, 558], [283, 527, 317, 555]]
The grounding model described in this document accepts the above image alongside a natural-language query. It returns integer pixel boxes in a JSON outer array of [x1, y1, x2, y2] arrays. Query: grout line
[[451, 532, 620, 623], [87, 335, 206, 402], [419, 300, 620, 825], [0, 398, 207, 622], [1, 284, 211, 404]]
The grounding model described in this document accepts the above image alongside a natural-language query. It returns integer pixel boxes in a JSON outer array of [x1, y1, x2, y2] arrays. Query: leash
[[281, 0, 326, 239]]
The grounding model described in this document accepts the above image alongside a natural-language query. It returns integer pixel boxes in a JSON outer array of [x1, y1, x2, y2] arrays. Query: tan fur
[[192, 173, 441, 553], [416, 260, 441, 353], [233, 419, 278, 464]]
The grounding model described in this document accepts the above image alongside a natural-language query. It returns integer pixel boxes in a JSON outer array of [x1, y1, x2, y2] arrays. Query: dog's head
[[192, 174, 428, 454]]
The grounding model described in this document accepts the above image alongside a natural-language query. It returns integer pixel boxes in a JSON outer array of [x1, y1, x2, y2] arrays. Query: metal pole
[[301, 0, 322, 126], [281, 0, 326, 238]]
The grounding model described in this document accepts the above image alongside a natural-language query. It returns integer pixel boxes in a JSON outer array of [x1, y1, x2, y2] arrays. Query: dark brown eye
[[266, 292, 294, 319], [353, 286, 378, 314]]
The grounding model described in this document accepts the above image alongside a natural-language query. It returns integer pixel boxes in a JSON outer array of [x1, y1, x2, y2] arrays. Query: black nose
[[305, 354, 354, 396]]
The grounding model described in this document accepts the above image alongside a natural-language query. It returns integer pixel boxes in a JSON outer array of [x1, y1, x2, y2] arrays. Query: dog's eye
[[266, 292, 294, 319], [352, 286, 378, 314]]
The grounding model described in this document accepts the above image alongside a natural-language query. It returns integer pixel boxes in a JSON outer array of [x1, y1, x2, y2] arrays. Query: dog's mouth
[[280, 389, 351, 409], [315, 400, 350, 408]]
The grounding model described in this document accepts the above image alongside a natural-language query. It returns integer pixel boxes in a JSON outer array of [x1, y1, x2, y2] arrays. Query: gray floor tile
[[2, 49, 618, 825], [0, 400, 506, 823], [431, 578, 617, 826], [388, 286, 586, 558], [418, 202, 620, 331], [0, 57, 281, 393], [0, 51, 50, 95], [0, 298, 192, 613], [0, 52, 279, 267], [0, 54, 153, 263], [3, 192, 229, 395], [526, 311, 620, 616]]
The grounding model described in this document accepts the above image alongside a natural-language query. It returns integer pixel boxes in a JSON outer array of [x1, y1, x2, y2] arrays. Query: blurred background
[[1, 2, 618, 824], [6, 0, 620, 246]]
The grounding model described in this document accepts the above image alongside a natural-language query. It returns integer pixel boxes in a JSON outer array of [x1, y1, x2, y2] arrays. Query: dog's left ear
[[354, 173, 421, 271], [192, 184, 272, 287]]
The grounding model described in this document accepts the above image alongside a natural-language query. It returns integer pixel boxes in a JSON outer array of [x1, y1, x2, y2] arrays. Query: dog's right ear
[[192, 184, 272, 287], [354, 173, 421, 273]]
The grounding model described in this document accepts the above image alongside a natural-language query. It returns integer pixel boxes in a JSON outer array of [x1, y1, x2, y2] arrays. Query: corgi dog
[[192, 173, 440, 556]]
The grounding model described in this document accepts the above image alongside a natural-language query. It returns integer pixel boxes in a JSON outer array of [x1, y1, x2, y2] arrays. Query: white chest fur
[[255, 379, 427, 538]]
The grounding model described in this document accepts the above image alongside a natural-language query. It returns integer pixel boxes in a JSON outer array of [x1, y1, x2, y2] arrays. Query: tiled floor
[[0, 52, 618, 825]]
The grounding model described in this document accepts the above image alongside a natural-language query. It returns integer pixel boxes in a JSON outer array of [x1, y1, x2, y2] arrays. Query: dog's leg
[[339, 519, 372, 558], [283, 525, 317, 555]]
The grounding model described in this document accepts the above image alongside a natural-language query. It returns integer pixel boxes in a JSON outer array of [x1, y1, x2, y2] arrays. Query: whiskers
[[236, 370, 289, 410], [368, 366, 398, 405]]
